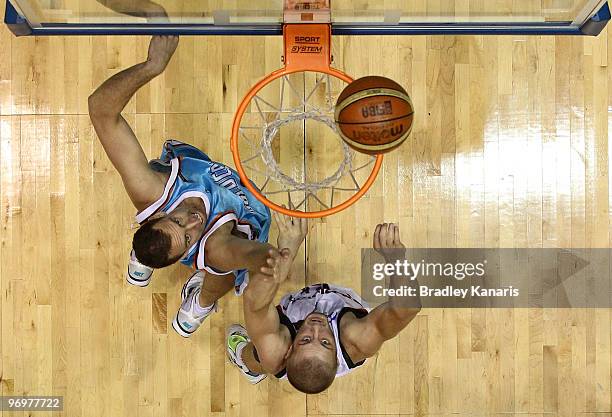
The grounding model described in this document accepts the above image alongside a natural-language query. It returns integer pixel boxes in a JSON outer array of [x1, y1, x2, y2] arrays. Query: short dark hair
[[132, 217, 182, 268], [286, 354, 337, 394]]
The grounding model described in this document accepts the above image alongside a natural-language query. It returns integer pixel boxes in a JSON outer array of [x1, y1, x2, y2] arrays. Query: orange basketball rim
[[230, 0, 383, 218]]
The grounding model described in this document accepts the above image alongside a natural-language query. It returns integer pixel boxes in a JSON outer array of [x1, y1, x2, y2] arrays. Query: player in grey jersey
[[226, 220, 421, 394]]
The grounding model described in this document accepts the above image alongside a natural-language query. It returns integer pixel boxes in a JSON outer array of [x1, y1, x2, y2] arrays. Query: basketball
[[335, 76, 414, 154]]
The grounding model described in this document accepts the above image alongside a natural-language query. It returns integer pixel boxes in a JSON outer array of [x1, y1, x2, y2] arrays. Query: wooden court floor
[[1, 1, 612, 416]]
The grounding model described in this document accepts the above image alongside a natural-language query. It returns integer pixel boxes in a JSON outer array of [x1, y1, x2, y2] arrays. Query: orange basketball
[[335, 76, 414, 154]]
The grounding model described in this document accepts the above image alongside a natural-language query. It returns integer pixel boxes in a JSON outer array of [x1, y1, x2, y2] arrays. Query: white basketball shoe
[[172, 271, 217, 338], [126, 250, 154, 287], [226, 324, 267, 384]]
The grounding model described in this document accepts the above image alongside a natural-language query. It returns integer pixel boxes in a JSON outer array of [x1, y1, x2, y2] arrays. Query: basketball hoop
[[230, 1, 383, 218]]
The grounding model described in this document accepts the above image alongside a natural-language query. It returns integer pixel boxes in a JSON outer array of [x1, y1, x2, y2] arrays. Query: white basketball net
[[236, 72, 377, 211]]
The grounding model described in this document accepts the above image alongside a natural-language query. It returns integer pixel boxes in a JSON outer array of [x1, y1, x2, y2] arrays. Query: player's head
[[132, 207, 207, 268], [285, 313, 338, 394]]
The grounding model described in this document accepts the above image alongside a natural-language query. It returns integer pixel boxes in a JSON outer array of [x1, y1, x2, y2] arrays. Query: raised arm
[[205, 223, 279, 275], [206, 207, 308, 277], [88, 35, 178, 210], [346, 223, 421, 360], [242, 249, 292, 374], [242, 213, 308, 374]]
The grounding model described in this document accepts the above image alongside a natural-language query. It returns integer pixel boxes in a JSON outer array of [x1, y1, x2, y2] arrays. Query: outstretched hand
[[253, 210, 308, 284], [373, 223, 405, 261], [146, 35, 179, 75], [274, 209, 308, 255]]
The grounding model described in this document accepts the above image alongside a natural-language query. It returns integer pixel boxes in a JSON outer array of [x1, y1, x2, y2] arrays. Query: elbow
[[87, 93, 100, 118], [88, 93, 112, 120], [87, 93, 103, 117]]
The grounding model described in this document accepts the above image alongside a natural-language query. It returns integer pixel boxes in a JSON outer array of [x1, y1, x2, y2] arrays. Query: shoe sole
[[172, 315, 195, 338], [126, 270, 151, 287]]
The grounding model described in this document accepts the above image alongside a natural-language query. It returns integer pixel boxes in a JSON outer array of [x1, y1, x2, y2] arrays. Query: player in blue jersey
[[88, 35, 282, 337]]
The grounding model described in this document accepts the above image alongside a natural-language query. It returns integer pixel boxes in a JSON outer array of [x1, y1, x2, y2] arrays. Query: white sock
[[193, 289, 215, 315]]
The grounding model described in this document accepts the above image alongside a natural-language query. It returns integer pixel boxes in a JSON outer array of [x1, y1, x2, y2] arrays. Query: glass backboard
[[5, 0, 611, 36]]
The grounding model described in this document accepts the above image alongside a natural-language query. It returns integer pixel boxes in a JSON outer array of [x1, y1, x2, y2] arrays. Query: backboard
[[5, 0, 611, 36]]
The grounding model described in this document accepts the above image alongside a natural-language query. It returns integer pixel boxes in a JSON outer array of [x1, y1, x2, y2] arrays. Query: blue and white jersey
[[135, 140, 271, 293]]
